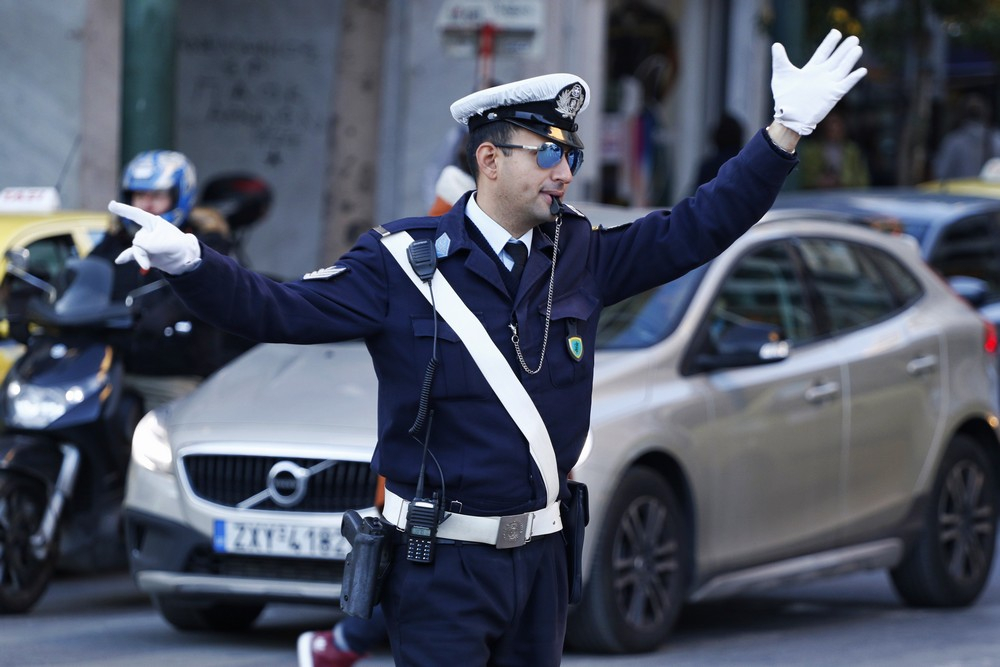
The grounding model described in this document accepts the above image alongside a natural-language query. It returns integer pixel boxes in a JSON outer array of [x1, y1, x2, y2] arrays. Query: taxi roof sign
[[0, 187, 61, 213]]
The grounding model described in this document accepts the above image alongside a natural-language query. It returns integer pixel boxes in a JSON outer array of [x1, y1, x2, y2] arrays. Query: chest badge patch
[[303, 265, 349, 281], [566, 335, 584, 362]]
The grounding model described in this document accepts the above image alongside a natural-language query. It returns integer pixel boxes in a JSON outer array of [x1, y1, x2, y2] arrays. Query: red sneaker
[[296, 630, 365, 667]]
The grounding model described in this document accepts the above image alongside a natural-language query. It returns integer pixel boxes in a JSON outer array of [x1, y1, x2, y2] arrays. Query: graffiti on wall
[[178, 35, 329, 167]]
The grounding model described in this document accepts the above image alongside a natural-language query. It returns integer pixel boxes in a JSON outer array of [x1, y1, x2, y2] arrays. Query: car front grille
[[181, 453, 378, 512]]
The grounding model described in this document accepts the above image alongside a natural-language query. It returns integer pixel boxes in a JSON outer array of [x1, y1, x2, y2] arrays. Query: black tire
[[566, 467, 689, 653], [152, 595, 264, 632], [0, 472, 59, 614], [890, 434, 998, 607]]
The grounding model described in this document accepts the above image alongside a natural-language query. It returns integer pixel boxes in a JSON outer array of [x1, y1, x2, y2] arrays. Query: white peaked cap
[[450, 73, 591, 149]]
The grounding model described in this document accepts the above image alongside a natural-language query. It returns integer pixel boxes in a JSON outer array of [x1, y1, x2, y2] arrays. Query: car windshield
[[595, 264, 706, 349]]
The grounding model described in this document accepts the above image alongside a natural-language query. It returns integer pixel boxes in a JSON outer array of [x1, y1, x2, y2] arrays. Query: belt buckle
[[496, 512, 532, 549]]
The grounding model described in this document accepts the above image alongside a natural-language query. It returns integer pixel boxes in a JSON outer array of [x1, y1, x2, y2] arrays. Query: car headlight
[[131, 410, 174, 474], [6, 378, 91, 429]]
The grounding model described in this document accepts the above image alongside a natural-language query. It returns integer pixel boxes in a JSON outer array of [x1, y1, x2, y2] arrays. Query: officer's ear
[[476, 142, 501, 182]]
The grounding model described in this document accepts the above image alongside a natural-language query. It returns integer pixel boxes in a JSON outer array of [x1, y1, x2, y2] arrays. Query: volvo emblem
[[266, 461, 309, 508]]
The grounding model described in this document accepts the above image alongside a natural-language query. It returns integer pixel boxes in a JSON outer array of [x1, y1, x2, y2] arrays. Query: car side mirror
[[693, 321, 790, 371]]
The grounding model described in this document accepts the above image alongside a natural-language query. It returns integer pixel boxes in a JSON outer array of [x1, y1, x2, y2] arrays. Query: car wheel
[[565, 467, 689, 653], [152, 595, 264, 631], [890, 434, 998, 607], [0, 472, 60, 614]]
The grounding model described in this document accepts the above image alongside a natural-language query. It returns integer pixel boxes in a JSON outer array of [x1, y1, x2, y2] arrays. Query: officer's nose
[[553, 154, 574, 183]]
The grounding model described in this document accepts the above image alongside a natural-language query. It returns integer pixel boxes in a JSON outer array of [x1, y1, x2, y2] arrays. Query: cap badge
[[555, 83, 585, 121]]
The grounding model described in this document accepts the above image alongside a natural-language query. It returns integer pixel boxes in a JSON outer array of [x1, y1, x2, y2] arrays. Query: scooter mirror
[[5, 247, 29, 273], [4, 248, 57, 305]]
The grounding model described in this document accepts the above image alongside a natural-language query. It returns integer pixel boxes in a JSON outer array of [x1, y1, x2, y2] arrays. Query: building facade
[[0, 0, 793, 277]]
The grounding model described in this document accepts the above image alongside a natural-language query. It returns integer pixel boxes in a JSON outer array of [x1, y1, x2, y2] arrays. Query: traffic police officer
[[110, 29, 866, 667]]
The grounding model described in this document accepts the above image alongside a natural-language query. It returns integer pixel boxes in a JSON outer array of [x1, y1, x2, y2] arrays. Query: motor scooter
[[0, 255, 155, 612], [0, 174, 273, 613]]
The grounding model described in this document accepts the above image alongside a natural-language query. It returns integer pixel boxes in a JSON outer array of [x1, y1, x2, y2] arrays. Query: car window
[[798, 237, 899, 332], [927, 213, 1000, 301], [596, 265, 705, 349], [858, 244, 924, 306], [704, 241, 816, 352]]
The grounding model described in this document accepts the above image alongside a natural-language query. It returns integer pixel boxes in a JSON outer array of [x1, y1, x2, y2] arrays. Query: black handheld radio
[[404, 495, 441, 563]]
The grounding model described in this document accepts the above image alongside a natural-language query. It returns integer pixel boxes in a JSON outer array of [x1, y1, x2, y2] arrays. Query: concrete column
[[80, 0, 123, 209], [324, 0, 388, 260]]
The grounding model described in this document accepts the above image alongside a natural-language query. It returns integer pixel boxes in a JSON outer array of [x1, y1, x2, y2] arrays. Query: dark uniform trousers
[[165, 129, 796, 666], [384, 533, 567, 666]]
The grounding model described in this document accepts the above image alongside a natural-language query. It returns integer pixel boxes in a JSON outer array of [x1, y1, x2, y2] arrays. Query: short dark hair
[[466, 121, 516, 181]]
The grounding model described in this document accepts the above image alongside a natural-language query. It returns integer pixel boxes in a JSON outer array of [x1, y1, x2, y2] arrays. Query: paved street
[[3, 545, 1000, 666]]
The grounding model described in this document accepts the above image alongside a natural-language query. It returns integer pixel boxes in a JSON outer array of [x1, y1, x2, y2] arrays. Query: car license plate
[[213, 519, 350, 560]]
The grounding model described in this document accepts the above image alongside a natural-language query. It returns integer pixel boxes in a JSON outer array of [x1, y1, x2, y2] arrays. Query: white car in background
[[123, 210, 1000, 653]]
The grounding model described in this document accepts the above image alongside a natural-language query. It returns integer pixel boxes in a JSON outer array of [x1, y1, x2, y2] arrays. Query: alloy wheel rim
[[611, 494, 680, 630], [938, 460, 996, 583]]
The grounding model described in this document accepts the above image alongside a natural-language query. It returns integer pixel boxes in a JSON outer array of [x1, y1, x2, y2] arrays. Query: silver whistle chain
[[509, 215, 562, 375]]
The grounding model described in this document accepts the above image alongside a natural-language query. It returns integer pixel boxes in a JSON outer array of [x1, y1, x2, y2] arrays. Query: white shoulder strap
[[381, 231, 559, 505]]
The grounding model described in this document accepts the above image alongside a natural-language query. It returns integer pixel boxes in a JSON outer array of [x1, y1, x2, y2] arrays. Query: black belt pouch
[[561, 480, 590, 605], [339, 509, 392, 618]]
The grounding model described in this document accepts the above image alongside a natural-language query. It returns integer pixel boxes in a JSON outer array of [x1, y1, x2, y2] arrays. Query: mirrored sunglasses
[[494, 141, 584, 175]]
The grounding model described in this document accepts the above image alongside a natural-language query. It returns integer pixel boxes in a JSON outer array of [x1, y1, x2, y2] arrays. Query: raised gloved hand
[[107, 201, 202, 274], [771, 29, 868, 136]]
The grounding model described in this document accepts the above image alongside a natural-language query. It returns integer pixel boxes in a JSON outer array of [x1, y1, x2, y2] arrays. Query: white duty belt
[[379, 230, 563, 546], [383, 488, 561, 549]]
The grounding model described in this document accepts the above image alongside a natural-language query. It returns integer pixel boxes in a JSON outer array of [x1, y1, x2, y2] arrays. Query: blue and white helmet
[[120, 150, 197, 227]]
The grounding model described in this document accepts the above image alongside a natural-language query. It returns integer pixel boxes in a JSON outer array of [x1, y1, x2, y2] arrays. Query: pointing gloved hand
[[107, 201, 202, 274], [771, 29, 868, 136]]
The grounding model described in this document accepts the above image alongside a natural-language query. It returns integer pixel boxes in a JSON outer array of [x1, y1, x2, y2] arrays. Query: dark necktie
[[503, 240, 528, 295]]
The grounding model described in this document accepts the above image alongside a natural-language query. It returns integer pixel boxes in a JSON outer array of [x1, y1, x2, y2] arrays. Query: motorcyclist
[[90, 150, 233, 411]]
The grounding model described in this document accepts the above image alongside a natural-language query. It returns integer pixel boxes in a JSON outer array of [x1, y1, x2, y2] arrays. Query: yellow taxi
[[919, 158, 1000, 197], [0, 187, 110, 375]]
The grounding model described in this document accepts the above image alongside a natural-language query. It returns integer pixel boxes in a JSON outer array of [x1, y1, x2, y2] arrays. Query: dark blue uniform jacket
[[167, 129, 795, 516]]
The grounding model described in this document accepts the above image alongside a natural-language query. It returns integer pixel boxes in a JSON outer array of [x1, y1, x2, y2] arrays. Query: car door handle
[[804, 381, 841, 404], [906, 354, 939, 377]]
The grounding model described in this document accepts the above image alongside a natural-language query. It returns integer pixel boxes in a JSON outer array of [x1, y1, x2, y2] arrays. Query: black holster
[[561, 481, 590, 605], [339, 509, 392, 618]]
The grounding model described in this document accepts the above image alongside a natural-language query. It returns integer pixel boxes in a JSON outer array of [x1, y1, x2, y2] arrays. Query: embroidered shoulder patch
[[303, 265, 349, 281]]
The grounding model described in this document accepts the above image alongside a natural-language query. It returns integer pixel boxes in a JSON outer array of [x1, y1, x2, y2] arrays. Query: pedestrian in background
[[798, 109, 870, 188], [692, 112, 744, 191], [933, 93, 1000, 180]]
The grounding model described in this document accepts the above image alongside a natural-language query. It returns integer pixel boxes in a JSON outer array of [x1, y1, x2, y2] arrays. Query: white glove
[[107, 201, 202, 274], [771, 29, 868, 136]]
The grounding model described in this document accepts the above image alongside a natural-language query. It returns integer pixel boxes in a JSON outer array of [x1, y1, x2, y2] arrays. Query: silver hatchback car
[[123, 214, 1000, 653]]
